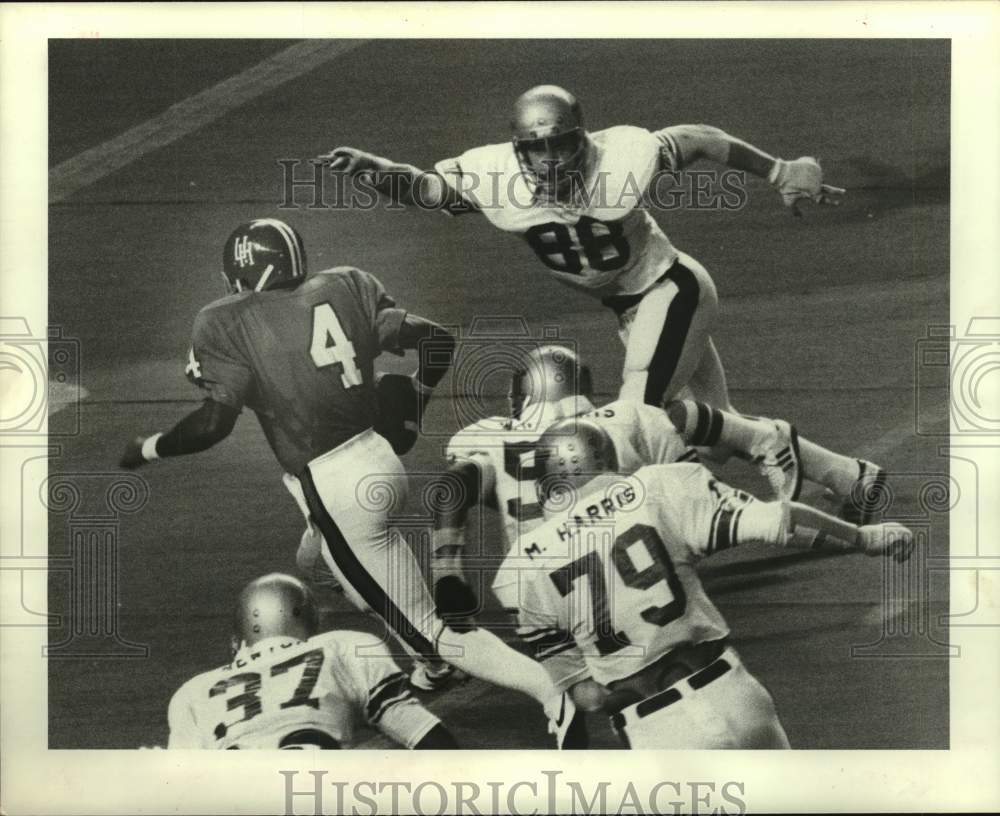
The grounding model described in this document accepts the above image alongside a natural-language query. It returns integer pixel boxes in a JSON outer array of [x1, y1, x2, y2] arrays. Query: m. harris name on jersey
[[523, 482, 638, 558]]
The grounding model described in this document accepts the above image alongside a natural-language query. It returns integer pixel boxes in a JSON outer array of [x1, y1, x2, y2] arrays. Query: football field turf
[[48, 39, 950, 749]]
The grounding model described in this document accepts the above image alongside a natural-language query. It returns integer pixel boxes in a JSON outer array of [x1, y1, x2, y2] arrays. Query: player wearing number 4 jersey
[[323, 84, 845, 412], [120, 219, 586, 748], [167, 574, 457, 749], [516, 420, 914, 749]]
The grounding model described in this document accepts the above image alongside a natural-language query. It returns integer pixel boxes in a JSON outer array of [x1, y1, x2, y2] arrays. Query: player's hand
[[433, 574, 479, 631], [858, 523, 915, 563], [317, 146, 380, 176], [119, 436, 147, 470], [770, 156, 845, 217], [373, 373, 428, 455]]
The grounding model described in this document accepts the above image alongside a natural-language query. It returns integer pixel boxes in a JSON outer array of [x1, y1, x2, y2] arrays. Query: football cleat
[[511, 85, 589, 199], [842, 459, 887, 525], [508, 344, 592, 422], [546, 691, 588, 749], [222, 218, 307, 294], [409, 659, 459, 693], [751, 419, 802, 502], [858, 522, 914, 563]]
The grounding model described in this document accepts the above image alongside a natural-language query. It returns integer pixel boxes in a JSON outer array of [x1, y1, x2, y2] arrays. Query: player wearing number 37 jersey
[[324, 84, 845, 411], [167, 574, 456, 749], [515, 419, 915, 749]]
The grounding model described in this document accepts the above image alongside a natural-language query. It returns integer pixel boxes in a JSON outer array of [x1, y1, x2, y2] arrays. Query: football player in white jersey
[[166, 573, 457, 749], [430, 344, 888, 633], [323, 84, 844, 413], [508, 419, 912, 749]]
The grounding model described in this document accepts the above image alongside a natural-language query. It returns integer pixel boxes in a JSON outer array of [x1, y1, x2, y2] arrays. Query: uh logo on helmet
[[510, 84, 590, 199], [222, 218, 307, 294]]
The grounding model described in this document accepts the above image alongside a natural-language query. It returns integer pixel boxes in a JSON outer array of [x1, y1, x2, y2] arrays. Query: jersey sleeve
[[431, 155, 484, 216], [652, 127, 683, 172], [166, 681, 204, 749], [186, 308, 253, 410], [345, 268, 408, 354], [343, 634, 440, 749], [632, 403, 689, 464], [643, 464, 758, 559]]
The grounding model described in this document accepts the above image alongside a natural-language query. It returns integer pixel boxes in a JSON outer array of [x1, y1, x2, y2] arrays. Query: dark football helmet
[[222, 218, 307, 294], [233, 573, 319, 648], [508, 344, 593, 421], [535, 417, 619, 508], [510, 85, 589, 199]]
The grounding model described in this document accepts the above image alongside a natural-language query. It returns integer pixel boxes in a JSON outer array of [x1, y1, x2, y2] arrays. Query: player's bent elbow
[[413, 722, 460, 749]]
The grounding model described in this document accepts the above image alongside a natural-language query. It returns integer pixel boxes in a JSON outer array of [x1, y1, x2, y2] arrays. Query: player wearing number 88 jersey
[[324, 84, 845, 411]]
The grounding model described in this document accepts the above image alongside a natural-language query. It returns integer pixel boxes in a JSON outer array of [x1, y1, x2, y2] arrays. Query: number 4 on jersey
[[310, 302, 362, 388]]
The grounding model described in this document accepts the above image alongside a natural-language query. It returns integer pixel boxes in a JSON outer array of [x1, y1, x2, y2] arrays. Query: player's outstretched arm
[[119, 399, 239, 470], [318, 146, 461, 210], [658, 123, 845, 216], [735, 499, 915, 564]]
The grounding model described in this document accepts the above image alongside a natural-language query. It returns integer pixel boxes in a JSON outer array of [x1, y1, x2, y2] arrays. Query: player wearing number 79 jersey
[[515, 419, 915, 749]]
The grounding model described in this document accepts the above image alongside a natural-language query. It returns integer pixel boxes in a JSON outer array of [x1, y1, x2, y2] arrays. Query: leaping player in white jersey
[[510, 419, 913, 749], [322, 84, 845, 414], [427, 345, 890, 706], [166, 574, 458, 750]]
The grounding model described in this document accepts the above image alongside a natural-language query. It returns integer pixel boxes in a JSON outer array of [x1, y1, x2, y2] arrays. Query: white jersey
[[166, 630, 438, 749], [446, 396, 691, 555], [435, 126, 683, 299], [511, 464, 748, 686]]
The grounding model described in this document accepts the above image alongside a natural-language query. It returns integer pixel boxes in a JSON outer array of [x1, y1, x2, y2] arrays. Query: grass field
[[47, 38, 950, 750]]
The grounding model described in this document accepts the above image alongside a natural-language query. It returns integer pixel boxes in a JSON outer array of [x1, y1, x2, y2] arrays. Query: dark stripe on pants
[[643, 260, 701, 406], [298, 465, 437, 659]]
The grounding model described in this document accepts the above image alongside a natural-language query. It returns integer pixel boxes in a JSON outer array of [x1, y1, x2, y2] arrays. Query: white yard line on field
[[49, 39, 368, 202]]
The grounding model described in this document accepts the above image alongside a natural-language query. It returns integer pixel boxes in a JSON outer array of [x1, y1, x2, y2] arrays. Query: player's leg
[[685, 336, 735, 411], [618, 253, 727, 409], [294, 432, 573, 728], [708, 653, 791, 749], [664, 399, 879, 505]]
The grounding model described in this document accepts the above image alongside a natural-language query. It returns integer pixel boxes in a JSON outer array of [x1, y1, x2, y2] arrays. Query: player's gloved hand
[[373, 373, 431, 455], [858, 522, 915, 563], [119, 436, 149, 470], [769, 156, 845, 216], [317, 146, 382, 177], [433, 574, 479, 632]]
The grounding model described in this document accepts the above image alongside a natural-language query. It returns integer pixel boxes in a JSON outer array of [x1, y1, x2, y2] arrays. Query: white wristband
[[141, 433, 163, 462]]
